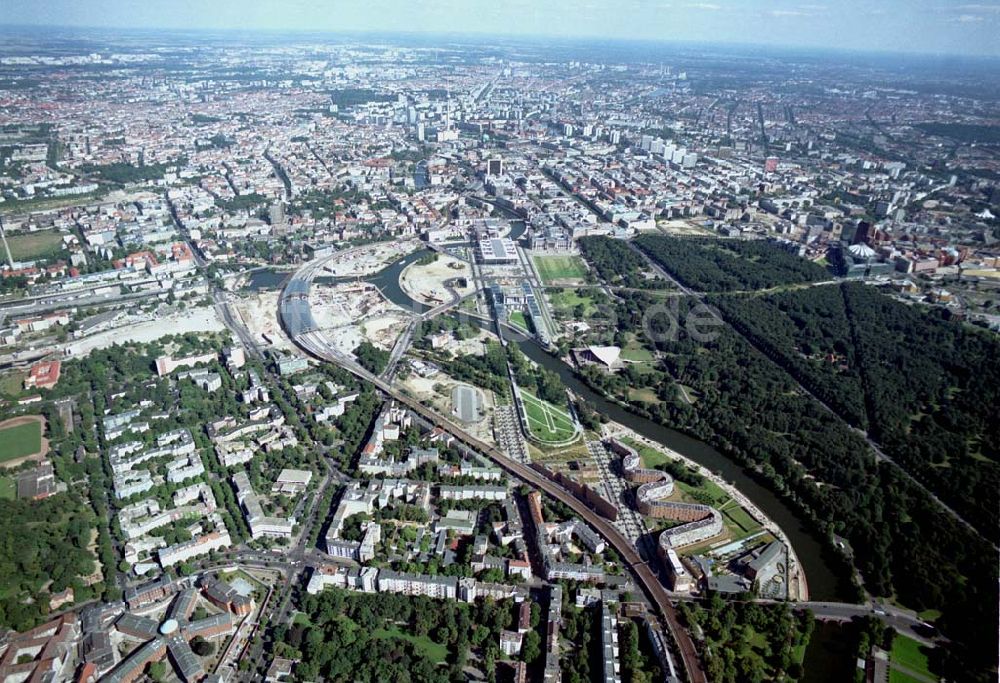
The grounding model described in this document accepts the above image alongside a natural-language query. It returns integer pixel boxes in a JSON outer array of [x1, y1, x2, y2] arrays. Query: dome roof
[[848, 243, 876, 259]]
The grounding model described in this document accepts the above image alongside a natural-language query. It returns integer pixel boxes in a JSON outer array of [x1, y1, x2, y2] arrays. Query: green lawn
[[628, 387, 660, 404], [534, 254, 587, 283], [676, 478, 730, 508], [508, 311, 532, 332], [621, 437, 670, 469], [890, 635, 935, 680], [889, 670, 926, 683], [0, 476, 15, 500], [520, 389, 578, 444], [4, 230, 65, 261], [0, 422, 42, 462], [372, 626, 449, 662], [722, 505, 762, 534], [620, 345, 655, 362], [0, 371, 25, 398], [548, 288, 601, 317]]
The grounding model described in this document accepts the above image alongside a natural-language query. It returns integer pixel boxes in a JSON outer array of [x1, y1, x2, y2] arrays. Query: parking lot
[[494, 405, 530, 463], [587, 440, 651, 545]]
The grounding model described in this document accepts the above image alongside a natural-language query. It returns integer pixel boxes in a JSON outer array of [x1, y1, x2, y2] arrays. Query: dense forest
[[710, 285, 867, 426], [327, 88, 397, 108], [678, 595, 814, 682], [78, 160, 178, 185], [576, 290, 997, 682], [712, 283, 1000, 540], [283, 587, 527, 682], [578, 235, 669, 289], [634, 234, 829, 291], [354, 340, 391, 375], [914, 122, 1000, 144], [0, 493, 98, 631]]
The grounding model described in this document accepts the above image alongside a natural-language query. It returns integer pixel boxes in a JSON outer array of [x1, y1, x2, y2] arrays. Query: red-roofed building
[[0, 613, 80, 683], [76, 661, 98, 683], [2, 266, 40, 279], [517, 601, 531, 633], [171, 242, 194, 263], [113, 251, 159, 271], [25, 359, 61, 390]]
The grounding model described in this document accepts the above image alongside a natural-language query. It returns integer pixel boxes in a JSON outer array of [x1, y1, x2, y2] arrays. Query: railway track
[[284, 326, 708, 683]]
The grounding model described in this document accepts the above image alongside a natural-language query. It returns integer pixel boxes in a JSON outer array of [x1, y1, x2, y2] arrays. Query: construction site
[[398, 253, 474, 306], [319, 239, 419, 278], [309, 281, 412, 355]]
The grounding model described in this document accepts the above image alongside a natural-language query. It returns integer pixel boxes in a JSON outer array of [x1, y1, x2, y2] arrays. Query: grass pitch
[[0, 421, 42, 462], [4, 230, 64, 261], [534, 254, 587, 283]]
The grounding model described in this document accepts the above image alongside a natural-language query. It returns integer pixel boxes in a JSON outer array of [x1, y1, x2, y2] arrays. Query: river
[[246, 268, 292, 291], [256, 233, 854, 600], [367, 248, 853, 602]]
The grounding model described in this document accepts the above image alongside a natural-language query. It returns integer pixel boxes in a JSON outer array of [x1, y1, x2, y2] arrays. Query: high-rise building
[[487, 157, 503, 176]]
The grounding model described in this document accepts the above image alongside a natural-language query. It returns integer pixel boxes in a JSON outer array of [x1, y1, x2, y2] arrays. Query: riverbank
[[398, 253, 474, 307], [600, 420, 810, 602], [373, 248, 851, 601]]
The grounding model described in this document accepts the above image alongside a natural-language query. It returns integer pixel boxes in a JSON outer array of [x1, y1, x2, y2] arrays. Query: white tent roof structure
[[587, 346, 622, 368], [848, 243, 876, 259]]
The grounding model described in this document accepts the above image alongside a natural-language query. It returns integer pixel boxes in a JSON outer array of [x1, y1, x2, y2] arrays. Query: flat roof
[[276, 468, 312, 484]]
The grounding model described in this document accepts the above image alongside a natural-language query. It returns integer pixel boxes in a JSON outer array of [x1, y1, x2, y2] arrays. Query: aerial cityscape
[[0, 4, 997, 683]]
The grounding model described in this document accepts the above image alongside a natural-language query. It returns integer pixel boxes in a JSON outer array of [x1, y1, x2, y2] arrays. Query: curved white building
[[605, 438, 723, 553]]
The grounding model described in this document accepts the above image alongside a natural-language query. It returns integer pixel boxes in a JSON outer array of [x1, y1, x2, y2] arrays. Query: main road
[[278, 256, 709, 683]]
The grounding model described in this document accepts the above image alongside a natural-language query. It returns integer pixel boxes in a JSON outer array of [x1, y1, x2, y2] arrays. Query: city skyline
[[3, 0, 1000, 58], [0, 18, 996, 683]]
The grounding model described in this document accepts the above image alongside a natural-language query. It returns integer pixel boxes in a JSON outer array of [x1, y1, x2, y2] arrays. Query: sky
[[3, 0, 1000, 58]]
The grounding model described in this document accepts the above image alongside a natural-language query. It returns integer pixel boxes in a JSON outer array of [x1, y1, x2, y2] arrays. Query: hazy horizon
[[2, 0, 999, 58]]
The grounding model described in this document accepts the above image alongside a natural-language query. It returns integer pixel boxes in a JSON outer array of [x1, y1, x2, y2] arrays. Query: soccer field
[[0, 421, 43, 463], [519, 389, 578, 444], [533, 254, 587, 283], [4, 230, 64, 262]]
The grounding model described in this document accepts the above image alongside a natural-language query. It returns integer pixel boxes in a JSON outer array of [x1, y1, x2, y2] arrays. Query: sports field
[[519, 389, 578, 444], [533, 254, 587, 284], [4, 230, 64, 261], [0, 419, 43, 463]]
